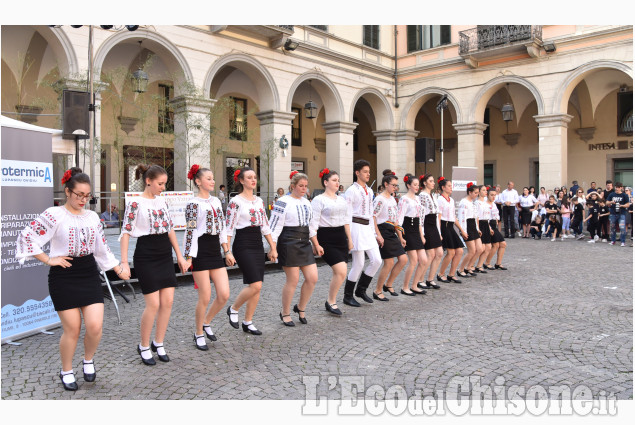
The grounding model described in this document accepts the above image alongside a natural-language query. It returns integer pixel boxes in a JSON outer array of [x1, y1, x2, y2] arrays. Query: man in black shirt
[[606, 182, 630, 246], [603, 180, 614, 200], [570, 197, 585, 239], [584, 202, 600, 243]]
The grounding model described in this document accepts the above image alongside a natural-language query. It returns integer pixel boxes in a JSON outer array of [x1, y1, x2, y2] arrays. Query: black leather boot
[[354, 273, 374, 304], [342, 279, 361, 307]]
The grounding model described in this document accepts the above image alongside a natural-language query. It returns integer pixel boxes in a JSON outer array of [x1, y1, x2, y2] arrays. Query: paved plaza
[[1, 236, 632, 402]]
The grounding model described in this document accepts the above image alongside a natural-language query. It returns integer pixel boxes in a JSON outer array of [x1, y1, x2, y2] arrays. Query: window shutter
[[407, 25, 421, 53], [364, 25, 379, 49], [440, 25, 451, 45]]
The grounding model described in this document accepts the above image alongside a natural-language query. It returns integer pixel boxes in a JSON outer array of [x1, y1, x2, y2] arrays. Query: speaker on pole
[[415, 137, 436, 162], [62, 90, 90, 140]]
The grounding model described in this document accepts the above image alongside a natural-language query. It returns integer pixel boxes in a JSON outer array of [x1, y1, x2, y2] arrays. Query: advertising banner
[[1, 119, 60, 343], [124, 191, 193, 230], [451, 166, 478, 205]]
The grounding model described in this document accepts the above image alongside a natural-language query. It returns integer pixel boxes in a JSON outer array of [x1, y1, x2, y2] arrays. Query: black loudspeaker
[[415, 138, 436, 163], [62, 90, 90, 139]]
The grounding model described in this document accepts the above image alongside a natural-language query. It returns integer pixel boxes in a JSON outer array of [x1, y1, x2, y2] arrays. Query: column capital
[[255, 110, 297, 125], [394, 129, 419, 141], [170, 95, 216, 114], [372, 129, 397, 141], [533, 113, 574, 128], [453, 122, 488, 135], [322, 121, 358, 135]]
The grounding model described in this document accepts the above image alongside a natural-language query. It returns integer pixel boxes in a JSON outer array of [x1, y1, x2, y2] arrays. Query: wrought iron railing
[[459, 25, 542, 55], [229, 119, 247, 141]]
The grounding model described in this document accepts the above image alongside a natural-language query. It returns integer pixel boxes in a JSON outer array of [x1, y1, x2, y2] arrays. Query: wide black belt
[[352, 217, 370, 225]]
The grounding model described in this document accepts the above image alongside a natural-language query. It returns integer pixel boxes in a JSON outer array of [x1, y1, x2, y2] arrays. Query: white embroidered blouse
[[15, 206, 119, 271], [458, 198, 477, 231], [309, 194, 351, 238], [373, 194, 398, 225], [269, 195, 313, 242], [224, 194, 271, 238], [397, 195, 423, 226], [437, 195, 456, 222], [345, 182, 373, 221], [119, 196, 174, 240], [519, 194, 538, 208], [488, 202, 500, 221], [419, 191, 439, 215], [182, 195, 226, 258], [475, 199, 491, 220]]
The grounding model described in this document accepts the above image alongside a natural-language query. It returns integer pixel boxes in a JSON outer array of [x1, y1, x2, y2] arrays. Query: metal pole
[[89, 25, 95, 208], [440, 107, 444, 177]]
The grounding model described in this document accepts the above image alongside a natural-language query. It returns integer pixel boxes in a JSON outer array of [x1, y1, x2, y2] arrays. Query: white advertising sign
[[1, 159, 53, 187]]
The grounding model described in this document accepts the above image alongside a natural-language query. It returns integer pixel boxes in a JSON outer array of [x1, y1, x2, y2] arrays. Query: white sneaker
[[561, 236, 565, 241], [602, 239, 607, 242], [621, 243, 626, 247], [594, 235, 599, 241], [551, 238, 556, 242], [588, 240, 595, 243], [609, 241, 615, 245]]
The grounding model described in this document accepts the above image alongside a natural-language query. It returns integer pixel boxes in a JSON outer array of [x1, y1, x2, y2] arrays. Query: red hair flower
[[187, 164, 200, 181], [318, 168, 330, 179], [61, 169, 72, 185], [233, 169, 241, 182], [418, 175, 425, 182], [289, 170, 299, 179], [391, 172, 396, 175], [437, 176, 445, 183], [403, 176, 409, 183], [467, 182, 474, 189]]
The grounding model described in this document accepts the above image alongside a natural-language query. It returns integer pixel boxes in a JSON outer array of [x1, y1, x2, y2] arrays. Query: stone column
[[453, 122, 488, 183], [170, 95, 216, 190], [374, 129, 418, 185], [534, 113, 573, 190], [255, 110, 296, 204], [322, 121, 358, 188]]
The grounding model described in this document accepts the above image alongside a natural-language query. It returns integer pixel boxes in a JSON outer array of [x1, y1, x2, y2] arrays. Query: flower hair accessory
[[233, 169, 241, 182], [391, 172, 396, 175], [289, 170, 299, 179], [403, 176, 409, 183], [467, 182, 474, 189], [61, 169, 72, 185], [438, 176, 445, 183], [318, 168, 330, 179], [187, 164, 200, 181], [418, 175, 425, 182]]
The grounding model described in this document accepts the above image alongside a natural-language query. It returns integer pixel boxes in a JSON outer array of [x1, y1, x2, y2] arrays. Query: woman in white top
[[183, 165, 233, 351], [518, 187, 539, 238], [484, 188, 508, 270], [372, 170, 408, 300], [474, 185, 494, 273], [397, 174, 427, 295], [494, 185, 504, 233], [457, 183, 483, 278], [417, 173, 443, 290], [16, 167, 128, 391], [271, 171, 322, 326], [436, 178, 465, 283], [224, 167, 277, 335], [310, 169, 353, 316], [120, 164, 189, 366]]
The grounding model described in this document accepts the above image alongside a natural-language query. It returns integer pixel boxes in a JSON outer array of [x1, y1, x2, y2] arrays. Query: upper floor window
[[309, 25, 328, 32], [618, 90, 633, 136], [229, 97, 247, 141], [407, 25, 451, 53], [158, 84, 174, 134], [291, 107, 302, 147], [363, 25, 379, 50]]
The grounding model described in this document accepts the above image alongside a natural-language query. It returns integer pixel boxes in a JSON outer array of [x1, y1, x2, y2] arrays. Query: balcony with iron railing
[[459, 25, 543, 67], [229, 119, 247, 141]]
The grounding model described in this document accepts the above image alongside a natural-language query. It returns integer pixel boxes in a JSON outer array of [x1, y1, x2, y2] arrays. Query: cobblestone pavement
[[1, 237, 632, 401]]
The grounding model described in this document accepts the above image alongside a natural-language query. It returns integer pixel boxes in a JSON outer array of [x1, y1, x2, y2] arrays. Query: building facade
[[1, 25, 632, 209]]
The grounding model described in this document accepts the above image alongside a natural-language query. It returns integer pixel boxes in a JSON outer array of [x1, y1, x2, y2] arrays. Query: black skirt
[[233, 226, 265, 285], [192, 234, 225, 271], [316, 226, 349, 266], [277, 226, 316, 267], [465, 218, 480, 242], [48, 254, 103, 311], [479, 220, 492, 244], [489, 219, 505, 243], [402, 216, 425, 251], [134, 233, 177, 295], [377, 222, 406, 259], [441, 220, 463, 250], [423, 214, 442, 250], [520, 207, 532, 225], [496, 203, 503, 222]]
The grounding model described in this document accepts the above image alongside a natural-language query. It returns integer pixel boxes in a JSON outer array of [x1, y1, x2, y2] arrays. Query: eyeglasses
[[390, 184, 399, 188], [70, 190, 92, 201]]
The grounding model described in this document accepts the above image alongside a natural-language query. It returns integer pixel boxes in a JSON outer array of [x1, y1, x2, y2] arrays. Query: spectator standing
[[598, 198, 610, 242], [560, 199, 572, 238], [100, 205, 119, 228], [569, 181, 579, 198], [603, 180, 614, 200], [218, 185, 227, 212], [587, 182, 598, 194], [500, 181, 519, 238], [606, 182, 631, 246]]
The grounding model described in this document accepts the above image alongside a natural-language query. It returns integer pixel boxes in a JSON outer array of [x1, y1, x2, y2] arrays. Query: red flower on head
[[437, 176, 445, 183], [467, 182, 474, 189], [403, 176, 409, 183], [391, 172, 396, 175], [61, 169, 72, 185], [187, 164, 200, 181], [418, 175, 425, 182], [319, 168, 330, 179], [289, 170, 299, 180], [233, 169, 241, 182]]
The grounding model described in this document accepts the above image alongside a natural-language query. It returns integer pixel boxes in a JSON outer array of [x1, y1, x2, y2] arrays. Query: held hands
[[184, 258, 193, 271], [313, 244, 325, 257], [376, 235, 384, 248], [267, 248, 278, 262], [177, 257, 189, 274], [399, 237, 407, 248], [48, 256, 73, 268], [461, 231, 468, 239], [225, 252, 236, 267]]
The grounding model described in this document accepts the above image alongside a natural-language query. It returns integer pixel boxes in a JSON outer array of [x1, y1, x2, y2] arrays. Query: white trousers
[[347, 247, 382, 282]]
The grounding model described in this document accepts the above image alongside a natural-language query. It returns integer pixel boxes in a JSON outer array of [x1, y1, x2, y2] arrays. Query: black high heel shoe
[[280, 312, 295, 327], [383, 285, 399, 296], [400, 289, 415, 296], [411, 287, 427, 295], [373, 292, 389, 301], [202, 324, 218, 342], [193, 334, 209, 351], [137, 345, 156, 366], [495, 264, 508, 270], [242, 322, 262, 335], [447, 275, 462, 283], [436, 274, 450, 283], [226, 306, 239, 329], [464, 268, 477, 277], [483, 264, 496, 270], [456, 271, 470, 278], [59, 371, 78, 391], [151, 341, 170, 362], [293, 304, 307, 324], [325, 301, 343, 315], [474, 267, 488, 274], [83, 360, 96, 382], [425, 281, 441, 289]]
